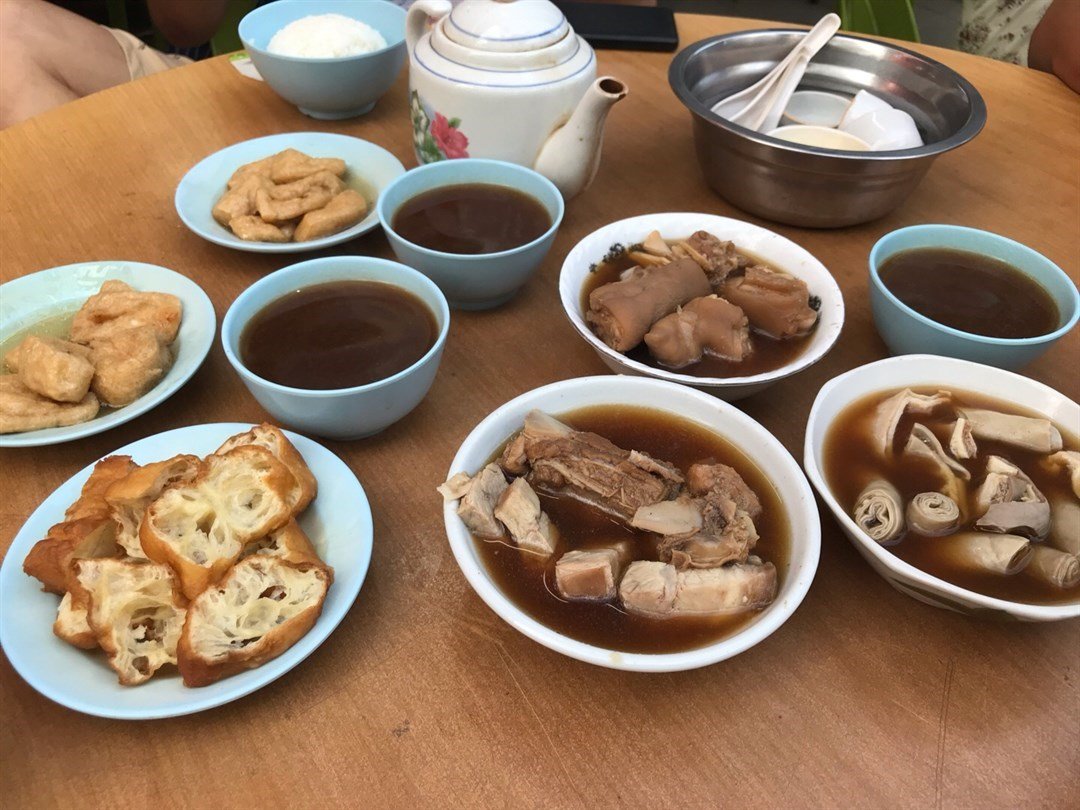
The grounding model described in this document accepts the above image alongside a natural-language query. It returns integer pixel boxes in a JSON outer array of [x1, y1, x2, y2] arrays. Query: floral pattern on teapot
[[411, 91, 470, 163]]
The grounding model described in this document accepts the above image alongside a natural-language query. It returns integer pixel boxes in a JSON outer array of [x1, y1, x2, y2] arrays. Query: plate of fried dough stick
[[0, 422, 373, 719], [0, 261, 215, 447], [175, 132, 405, 253]]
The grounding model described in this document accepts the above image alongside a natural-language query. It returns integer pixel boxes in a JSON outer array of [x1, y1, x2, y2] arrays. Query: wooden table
[[2, 14, 1077, 809]]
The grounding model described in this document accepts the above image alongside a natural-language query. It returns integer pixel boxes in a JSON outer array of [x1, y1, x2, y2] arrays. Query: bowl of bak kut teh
[[221, 256, 449, 440], [869, 225, 1080, 370], [804, 354, 1080, 621], [438, 375, 821, 671], [559, 213, 844, 400], [376, 159, 564, 310]]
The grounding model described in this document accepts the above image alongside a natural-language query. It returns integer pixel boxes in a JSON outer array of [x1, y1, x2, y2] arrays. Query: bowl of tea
[[221, 256, 450, 440], [376, 159, 565, 310], [869, 225, 1079, 370]]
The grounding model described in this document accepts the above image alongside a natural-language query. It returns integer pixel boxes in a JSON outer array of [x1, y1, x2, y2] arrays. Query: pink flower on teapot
[[430, 113, 470, 159]]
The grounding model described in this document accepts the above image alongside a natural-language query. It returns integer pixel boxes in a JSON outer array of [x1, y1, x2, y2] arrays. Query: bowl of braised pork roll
[[804, 355, 1080, 621], [438, 375, 821, 671], [559, 213, 844, 400]]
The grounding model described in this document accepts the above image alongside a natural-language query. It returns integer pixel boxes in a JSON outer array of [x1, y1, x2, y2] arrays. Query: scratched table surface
[[1, 13, 1077, 809]]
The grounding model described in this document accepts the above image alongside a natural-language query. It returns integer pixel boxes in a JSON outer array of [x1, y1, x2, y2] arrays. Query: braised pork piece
[[582, 230, 820, 378], [824, 388, 1080, 604], [439, 406, 788, 654]]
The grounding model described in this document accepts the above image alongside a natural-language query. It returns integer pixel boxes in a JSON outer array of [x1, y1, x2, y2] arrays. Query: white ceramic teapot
[[406, 0, 627, 199]]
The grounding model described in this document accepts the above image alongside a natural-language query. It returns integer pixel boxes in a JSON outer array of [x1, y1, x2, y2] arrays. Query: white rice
[[267, 13, 387, 58]]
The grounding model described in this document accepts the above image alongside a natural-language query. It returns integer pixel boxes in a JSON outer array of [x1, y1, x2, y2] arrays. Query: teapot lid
[[443, 0, 569, 53]]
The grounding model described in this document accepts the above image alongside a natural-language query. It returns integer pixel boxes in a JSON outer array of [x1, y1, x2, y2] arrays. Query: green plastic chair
[[211, 0, 257, 56], [838, 0, 921, 42]]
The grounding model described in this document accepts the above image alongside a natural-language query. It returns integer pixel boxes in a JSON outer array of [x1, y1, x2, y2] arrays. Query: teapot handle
[[406, 0, 453, 55]]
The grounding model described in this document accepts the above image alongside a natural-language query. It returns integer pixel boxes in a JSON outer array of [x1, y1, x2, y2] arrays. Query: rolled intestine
[[853, 479, 905, 545], [586, 257, 711, 352], [1049, 498, 1080, 556], [1044, 450, 1080, 499], [1025, 545, 1080, 588], [937, 532, 1032, 575], [958, 408, 1063, 454], [906, 492, 960, 537]]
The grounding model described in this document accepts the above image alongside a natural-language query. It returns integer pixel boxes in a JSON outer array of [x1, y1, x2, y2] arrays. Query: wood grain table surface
[[1, 13, 1077, 810]]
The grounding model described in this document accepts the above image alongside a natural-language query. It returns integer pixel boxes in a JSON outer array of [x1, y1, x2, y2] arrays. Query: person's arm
[[146, 0, 229, 48], [1028, 0, 1080, 93]]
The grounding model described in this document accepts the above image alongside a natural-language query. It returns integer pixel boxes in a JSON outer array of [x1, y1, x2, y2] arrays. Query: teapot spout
[[534, 77, 627, 200]]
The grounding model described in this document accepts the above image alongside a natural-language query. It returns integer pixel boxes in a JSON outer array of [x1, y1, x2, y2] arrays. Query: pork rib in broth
[[439, 406, 790, 654], [824, 387, 1080, 604]]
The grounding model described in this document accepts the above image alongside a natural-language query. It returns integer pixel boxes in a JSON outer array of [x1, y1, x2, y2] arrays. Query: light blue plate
[[0, 261, 215, 448], [174, 132, 405, 254], [0, 423, 373, 719]]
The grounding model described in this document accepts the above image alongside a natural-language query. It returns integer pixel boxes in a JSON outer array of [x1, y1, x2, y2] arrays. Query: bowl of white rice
[[239, 0, 407, 119]]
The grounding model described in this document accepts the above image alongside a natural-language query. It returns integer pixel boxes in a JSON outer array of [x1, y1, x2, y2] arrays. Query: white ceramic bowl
[[558, 213, 844, 400], [804, 354, 1080, 621], [840, 107, 923, 150], [443, 375, 821, 672], [781, 90, 851, 127], [768, 125, 870, 151], [838, 88, 892, 128], [221, 256, 449, 440]]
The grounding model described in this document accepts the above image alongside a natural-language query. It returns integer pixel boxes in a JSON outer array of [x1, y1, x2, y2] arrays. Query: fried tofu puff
[[254, 185, 333, 223], [269, 149, 346, 184], [213, 171, 272, 227], [268, 170, 345, 201], [294, 190, 368, 242], [229, 215, 292, 243], [0, 376, 99, 434], [70, 281, 182, 345], [226, 154, 276, 190], [89, 326, 174, 407], [5, 335, 95, 402]]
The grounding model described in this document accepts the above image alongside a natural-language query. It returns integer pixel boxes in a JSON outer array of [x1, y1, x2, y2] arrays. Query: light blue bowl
[[239, 0, 406, 120], [376, 160, 565, 310], [869, 224, 1079, 370], [222, 256, 450, 440]]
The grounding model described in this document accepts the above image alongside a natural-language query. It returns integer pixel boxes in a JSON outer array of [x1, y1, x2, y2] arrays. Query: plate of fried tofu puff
[[0, 422, 373, 719], [0, 261, 215, 447], [175, 132, 405, 253]]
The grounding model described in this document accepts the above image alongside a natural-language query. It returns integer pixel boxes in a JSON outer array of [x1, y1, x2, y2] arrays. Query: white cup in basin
[[768, 124, 870, 151], [840, 107, 924, 150], [781, 90, 851, 128]]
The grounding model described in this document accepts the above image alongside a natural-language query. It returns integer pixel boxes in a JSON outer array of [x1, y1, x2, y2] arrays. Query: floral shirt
[[958, 0, 1053, 66]]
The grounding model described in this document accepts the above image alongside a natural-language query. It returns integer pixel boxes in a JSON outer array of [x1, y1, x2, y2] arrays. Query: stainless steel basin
[[669, 30, 987, 228]]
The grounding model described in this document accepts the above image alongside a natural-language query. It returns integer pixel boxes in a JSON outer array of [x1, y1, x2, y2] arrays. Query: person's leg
[[0, 0, 131, 128]]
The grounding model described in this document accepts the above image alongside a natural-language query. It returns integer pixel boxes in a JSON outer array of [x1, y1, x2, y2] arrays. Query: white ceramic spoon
[[711, 13, 841, 130]]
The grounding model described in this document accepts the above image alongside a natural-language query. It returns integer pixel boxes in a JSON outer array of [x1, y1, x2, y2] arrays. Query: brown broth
[[472, 405, 791, 654], [878, 248, 1059, 339], [240, 280, 437, 390], [581, 247, 813, 378], [390, 183, 551, 255], [823, 387, 1080, 605]]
